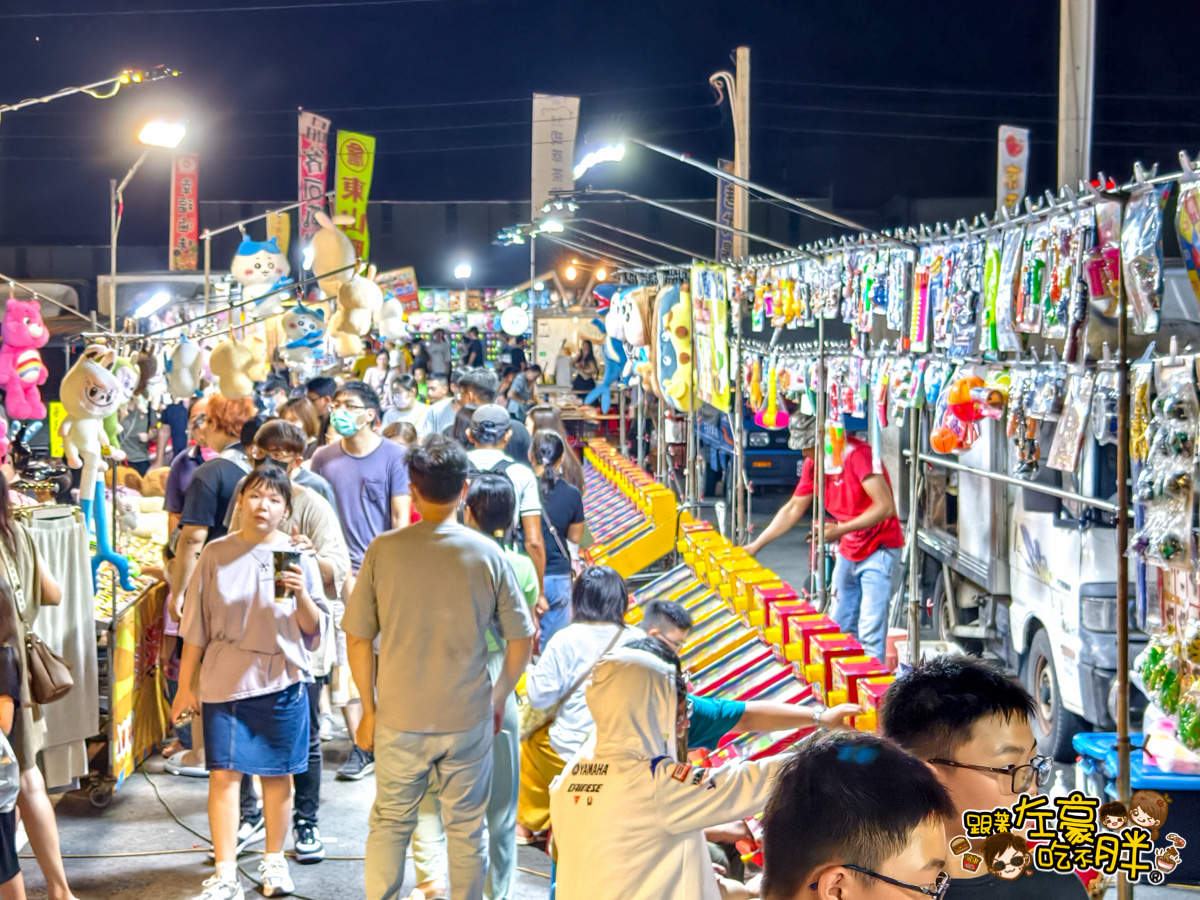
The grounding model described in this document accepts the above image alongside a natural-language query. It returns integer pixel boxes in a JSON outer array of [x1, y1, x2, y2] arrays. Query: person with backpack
[[466, 405, 545, 601], [528, 430, 583, 652]]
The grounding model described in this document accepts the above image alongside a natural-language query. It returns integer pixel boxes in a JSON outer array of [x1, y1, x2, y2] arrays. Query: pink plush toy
[[0, 299, 50, 420]]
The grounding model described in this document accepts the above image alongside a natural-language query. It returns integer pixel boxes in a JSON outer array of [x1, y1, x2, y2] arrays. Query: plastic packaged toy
[[1091, 365, 1119, 446], [1122, 184, 1171, 334], [994, 227, 1024, 351], [1047, 371, 1094, 473], [1177, 178, 1200, 308], [1085, 200, 1122, 316], [1014, 222, 1048, 333]]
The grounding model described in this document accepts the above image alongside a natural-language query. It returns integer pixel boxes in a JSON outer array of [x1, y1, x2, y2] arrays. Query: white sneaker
[[165, 749, 208, 778], [258, 857, 295, 897], [196, 875, 244, 900], [318, 712, 334, 742]]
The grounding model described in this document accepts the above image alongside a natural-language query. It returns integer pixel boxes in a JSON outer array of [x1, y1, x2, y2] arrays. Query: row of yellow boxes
[[666, 520, 895, 732], [581, 440, 680, 578]]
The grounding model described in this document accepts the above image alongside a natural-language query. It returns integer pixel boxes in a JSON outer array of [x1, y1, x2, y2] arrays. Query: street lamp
[[110, 118, 187, 329]]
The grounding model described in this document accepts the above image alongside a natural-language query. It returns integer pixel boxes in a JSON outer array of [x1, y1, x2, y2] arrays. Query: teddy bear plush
[[375, 297, 408, 341], [167, 340, 203, 400], [209, 337, 259, 398], [310, 212, 357, 299], [329, 265, 382, 358], [0, 298, 50, 420]]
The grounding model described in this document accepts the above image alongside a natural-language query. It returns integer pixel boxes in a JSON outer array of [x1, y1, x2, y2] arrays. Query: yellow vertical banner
[[266, 211, 291, 258], [334, 131, 376, 261], [48, 401, 65, 458]]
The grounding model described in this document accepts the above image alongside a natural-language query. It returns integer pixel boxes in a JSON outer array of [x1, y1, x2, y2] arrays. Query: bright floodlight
[[539, 220, 565, 233], [134, 291, 171, 318], [595, 268, 607, 281], [573, 142, 625, 180], [454, 263, 472, 280], [301, 245, 315, 271], [138, 120, 186, 148], [565, 265, 578, 282], [533, 281, 545, 291]]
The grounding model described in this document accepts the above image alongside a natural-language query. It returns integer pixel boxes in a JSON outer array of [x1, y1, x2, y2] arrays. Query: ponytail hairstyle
[[464, 473, 517, 546], [531, 429, 565, 504]]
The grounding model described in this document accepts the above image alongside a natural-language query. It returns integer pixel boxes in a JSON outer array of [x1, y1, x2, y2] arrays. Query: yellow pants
[[517, 723, 566, 833]]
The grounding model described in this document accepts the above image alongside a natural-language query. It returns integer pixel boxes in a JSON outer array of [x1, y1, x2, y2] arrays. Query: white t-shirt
[[468, 447, 541, 526], [525, 622, 644, 758], [382, 402, 429, 430]]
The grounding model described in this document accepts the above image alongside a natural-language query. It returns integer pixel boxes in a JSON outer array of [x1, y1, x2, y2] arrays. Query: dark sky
[[1, 0, 1197, 248]]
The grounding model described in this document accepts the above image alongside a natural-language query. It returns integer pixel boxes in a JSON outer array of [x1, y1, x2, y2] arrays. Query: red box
[[800, 635, 863, 693], [781, 615, 841, 667], [748, 585, 798, 631], [854, 677, 896, 732], [763, 600, 815, 652], [827, 657, 891, 707]]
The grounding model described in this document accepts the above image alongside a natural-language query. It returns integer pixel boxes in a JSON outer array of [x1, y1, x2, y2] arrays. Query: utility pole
[[733, 47, 751, 261], [1057, 0, 1095, 186]]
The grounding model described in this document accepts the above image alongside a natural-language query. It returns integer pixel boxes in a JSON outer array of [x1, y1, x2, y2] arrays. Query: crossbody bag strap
[[560, 625, 624, 705], [540, 511, 570, 560], [0, 532, 29, 625]]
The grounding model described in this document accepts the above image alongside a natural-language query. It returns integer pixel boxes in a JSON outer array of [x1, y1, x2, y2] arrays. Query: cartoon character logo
[[1129, 790, 1170, 841], [1099, 800, 1128, 831], [981, 832, 1032, 881]]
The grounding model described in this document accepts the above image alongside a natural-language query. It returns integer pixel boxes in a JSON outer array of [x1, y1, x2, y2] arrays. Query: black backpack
[[464, 456, 524, 546]]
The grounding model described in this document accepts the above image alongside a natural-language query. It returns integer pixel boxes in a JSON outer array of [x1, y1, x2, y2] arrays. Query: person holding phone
[[172, 465, 330, 900]]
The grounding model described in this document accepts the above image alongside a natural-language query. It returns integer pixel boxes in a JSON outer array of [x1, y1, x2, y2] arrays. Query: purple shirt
[[311, 438, 410, 570], [165, 445, 204, 514]]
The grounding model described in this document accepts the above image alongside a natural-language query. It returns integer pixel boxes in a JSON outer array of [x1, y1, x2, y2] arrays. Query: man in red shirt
[[745, 414, 903, 661]]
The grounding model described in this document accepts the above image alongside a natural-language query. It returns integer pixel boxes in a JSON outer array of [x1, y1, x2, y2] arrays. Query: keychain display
[[1047, 371, 1094, 473], [1122, 183, 1171, 334], [1130, 370, 1197, 569], [1063, 209, 1095, 364]]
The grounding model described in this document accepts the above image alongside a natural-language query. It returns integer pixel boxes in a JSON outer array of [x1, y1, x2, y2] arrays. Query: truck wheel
[[1026, 628, 1087, 762], [931, 572, 982, 655]]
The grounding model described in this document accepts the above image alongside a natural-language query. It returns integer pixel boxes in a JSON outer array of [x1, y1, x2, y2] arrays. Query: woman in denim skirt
[[173, 465, 329, 900]]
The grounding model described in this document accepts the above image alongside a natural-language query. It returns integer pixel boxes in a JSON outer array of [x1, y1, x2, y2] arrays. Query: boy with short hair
[[880, 657, 1087, 898]]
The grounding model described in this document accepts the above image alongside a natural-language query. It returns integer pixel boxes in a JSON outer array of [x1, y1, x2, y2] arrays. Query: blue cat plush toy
[[231, 236, 292, 321]]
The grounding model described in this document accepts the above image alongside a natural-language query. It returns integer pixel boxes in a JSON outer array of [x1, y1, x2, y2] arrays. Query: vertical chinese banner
[[531, 94, 580, 220], [298, 112, 331, 245], [267, 211, 291, 257], [715, 159, 735, 263], [997, 125, 1030, 213], [169, 153, 199, 270], [334, 131, 376, 260]]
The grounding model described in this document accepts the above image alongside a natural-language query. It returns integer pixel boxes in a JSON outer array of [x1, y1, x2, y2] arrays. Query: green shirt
[[488, 548, 539, 652]]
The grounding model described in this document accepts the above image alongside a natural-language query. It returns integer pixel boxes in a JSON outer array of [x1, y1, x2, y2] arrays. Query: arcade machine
[[581, 440, 677, 577]]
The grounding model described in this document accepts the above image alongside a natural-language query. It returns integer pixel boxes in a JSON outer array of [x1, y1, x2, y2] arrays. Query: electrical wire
[[760, 77, 1055, 98], [0, 0, 451, 18]]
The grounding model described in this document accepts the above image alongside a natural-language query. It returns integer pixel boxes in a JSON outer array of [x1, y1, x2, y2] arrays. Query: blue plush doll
[[583, 285, 630, 414]]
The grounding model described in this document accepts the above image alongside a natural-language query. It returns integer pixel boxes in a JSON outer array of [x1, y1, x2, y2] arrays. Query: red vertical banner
[[169, 153, 199, 270], [298, 112, 331, 245]]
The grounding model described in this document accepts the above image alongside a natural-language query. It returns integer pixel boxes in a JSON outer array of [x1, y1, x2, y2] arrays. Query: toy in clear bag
[[1041, 215, 1074, 340], [856, 250, 877, 333], [751, 272, 767, 333], [1015, 222, 1048, 333], [1178, 178, 1200, 308], [922, 359, 953, 410], [1122, 183, 1171, 334], [888, 356, 916, 411], [981, 233, 1002, 353], [929, 243, 952, 349], [1178, 683, 1200, 752], [947, 238, 983, 357], [1130, 374, 1198, 569], [886, 248, 910, 333], [1091, 365, 1119, 446], [841, 253, 859, 327], [1047, 371, 1094, 473], [1007, 368, 1042, 476], [1027, 364, 1066, 422], [1085, 199, 1122, 316], [1131, 364, 1153, 463], [910, 249, 932, 352], [994, 226, 1024, 351], [754, 357, 789, 430]]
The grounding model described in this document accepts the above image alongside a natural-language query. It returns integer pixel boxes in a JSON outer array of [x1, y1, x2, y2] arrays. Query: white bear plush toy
[[329, 265, 382, 358], [310, 212, 357, 299], [231, 236, 291, 321]]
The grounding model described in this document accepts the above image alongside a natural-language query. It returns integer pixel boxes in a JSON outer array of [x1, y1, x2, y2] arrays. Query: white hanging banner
[[531, 93, 580, 220], [996, 125, 1031, 213]]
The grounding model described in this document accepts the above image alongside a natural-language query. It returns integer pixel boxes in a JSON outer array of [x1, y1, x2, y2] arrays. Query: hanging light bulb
[[565, 265, 578, 282], [595, 268, 607, 281]]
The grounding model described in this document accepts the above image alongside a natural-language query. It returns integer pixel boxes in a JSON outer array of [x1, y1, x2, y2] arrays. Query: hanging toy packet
[[1122, 183, 1171, 335], [1176, 177, 1200, 308], [1046, 370, 1095, 473]]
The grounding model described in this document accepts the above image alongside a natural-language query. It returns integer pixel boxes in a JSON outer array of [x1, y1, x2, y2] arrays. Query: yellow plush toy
[[330, 264, 382, 358], [209, 337, 259, 398]]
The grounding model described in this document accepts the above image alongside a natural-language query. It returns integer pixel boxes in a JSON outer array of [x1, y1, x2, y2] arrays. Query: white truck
[[910, 267, 1197, 761]]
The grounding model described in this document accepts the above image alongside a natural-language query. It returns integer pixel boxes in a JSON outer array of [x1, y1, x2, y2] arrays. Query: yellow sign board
[[48, 401, 65, 458], [334, 131, 376, 261]]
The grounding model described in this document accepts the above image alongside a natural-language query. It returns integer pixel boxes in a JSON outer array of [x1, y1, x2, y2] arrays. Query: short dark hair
[[240, 414, 271, 448], [459, 367, 498, 403], [467, 326, 479, 337], [641, 600, 693, 635], [428, 372, 449, 387], [335, 380, 383, 423], [1099, 801, 1127, 821], [761, 732, 955, 900], [260, 375, 288, 395], [306, 375, 338, 398], [880, 656, 1036, 760], [451, 405, 477, 447], [239, 463, 293, 513], [255, 419, 307, 456], [571, 565, 629, 626], [450, 367, 470, 388], [526, 363, 542, 375], [623, 635, 687, 707], [279, 396, 320, 441], [408, 435, 468, 503], [465, 473, 516, 542], [391, 373, 417, 394]]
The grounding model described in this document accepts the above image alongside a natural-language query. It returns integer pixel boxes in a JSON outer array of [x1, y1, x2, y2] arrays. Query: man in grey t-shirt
[[344, 436, 534, 900]]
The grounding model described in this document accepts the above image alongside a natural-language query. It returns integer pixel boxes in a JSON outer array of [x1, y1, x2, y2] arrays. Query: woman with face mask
[[381, 373, 429, 432], [172, 465, 330, 900]]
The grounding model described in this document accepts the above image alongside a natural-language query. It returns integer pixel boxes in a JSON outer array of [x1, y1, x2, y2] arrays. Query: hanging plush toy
[[755, 359, 790, 429], [655, 284, 696, 412], [0, 298, 50, 421], [375, 296, 409, 341], [329, 265, 383, 358], [582, 287, 629, 414], [209, 336, 259, 398], [60, 345, 135, 589], [231, 236, 292, 321], [279, 303, 327, 365], [627, 286, 659, 395], [101, 356, 139, 449], [167, 340, 203, 400], [310, 212, 357, 299]]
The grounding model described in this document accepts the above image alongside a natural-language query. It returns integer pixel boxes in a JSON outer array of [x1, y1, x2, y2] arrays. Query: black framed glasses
[[927, 755, 1052, 793], [330, 401, 366, 412], [810, 866, 949, 899]]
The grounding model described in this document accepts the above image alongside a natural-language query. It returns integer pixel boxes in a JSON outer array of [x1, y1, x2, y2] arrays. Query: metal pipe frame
[[572, 217, 719, 264], [202, 191, 336, 240], [561, 223, 677, 267], [536, 232, 648, 270]]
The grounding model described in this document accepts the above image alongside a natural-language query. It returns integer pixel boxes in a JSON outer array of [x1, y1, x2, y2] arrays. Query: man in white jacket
[[550, 640, 787, 900]]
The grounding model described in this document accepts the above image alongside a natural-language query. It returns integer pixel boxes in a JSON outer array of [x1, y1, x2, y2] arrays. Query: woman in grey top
[[173, 465, 329, 900]]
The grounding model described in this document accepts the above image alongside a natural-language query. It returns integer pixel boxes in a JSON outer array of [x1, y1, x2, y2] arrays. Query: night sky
[[0, 0, 1197, 252]]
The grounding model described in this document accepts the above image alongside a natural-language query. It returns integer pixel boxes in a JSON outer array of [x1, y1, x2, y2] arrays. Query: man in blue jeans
[[745, 415, 903, 661]]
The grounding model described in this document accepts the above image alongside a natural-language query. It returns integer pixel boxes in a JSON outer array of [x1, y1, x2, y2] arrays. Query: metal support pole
[[732, 46, 751, 262], [907, 405, 922, 663], [685, 408, 696, 503], [814, 318, 827, 610], [732, 293, 746, 543], [618, 386, 627, 457], [1115, 226, 1133, 900], [636, 387, 646, 470], [109, 178, 118, 332], [203, 235, 212, 315]]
